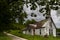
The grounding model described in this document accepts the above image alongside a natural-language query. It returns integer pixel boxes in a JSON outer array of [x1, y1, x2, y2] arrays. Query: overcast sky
[[51, 10, 60, 28], [23, 3, 45, 22], [23, 3, 60, 28]]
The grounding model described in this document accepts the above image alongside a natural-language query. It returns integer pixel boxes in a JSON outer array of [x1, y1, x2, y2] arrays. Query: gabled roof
[[27, 19, 47, 29]]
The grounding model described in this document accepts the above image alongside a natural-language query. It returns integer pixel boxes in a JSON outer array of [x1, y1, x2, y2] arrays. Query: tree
[[25, 0, 60, 36], [31, 13, 37, 17], [9, 0, 27, 24], [0, 0, 12, 31], [0, 0, 27, 31], [24, 19, 36, 26]]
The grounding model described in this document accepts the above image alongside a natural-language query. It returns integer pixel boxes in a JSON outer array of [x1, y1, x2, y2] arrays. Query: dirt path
[[4, 32, 27, 40]]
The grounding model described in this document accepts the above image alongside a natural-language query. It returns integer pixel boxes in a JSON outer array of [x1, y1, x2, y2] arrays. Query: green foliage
[[8, 30, 60, 40], [0, 0, 60, 31], [30, 3, 37, 10], [34, 14, 37, 17], [39, 8, 44, 13], [0, 32, 11, 40], [12, 23, 25, 30], [57, 29, 60, 32], [18, 12, 27, 24], [40, 1, 46, 6], [9, 0, 27, 24], [0, 0, 13, 31], [28, 0, 60, 17], [0, 0, 27, 31], [31, 13, 37, 17], [24, 19, 36, 26]]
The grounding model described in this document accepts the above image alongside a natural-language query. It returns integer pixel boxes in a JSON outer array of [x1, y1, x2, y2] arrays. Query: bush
[[24, 19, 36, 26]]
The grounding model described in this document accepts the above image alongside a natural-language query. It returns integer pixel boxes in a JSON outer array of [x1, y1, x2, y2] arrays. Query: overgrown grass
[[0, 32, 12, 40], [7, 30, 60, 40]]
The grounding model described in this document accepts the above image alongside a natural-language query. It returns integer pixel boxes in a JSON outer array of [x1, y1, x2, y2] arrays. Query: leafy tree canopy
[[0, 0, 27, 31]]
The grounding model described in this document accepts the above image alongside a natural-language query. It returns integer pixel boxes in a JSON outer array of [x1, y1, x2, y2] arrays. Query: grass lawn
[[7, 30, 60, 40], [0, 32, 12, 40]]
